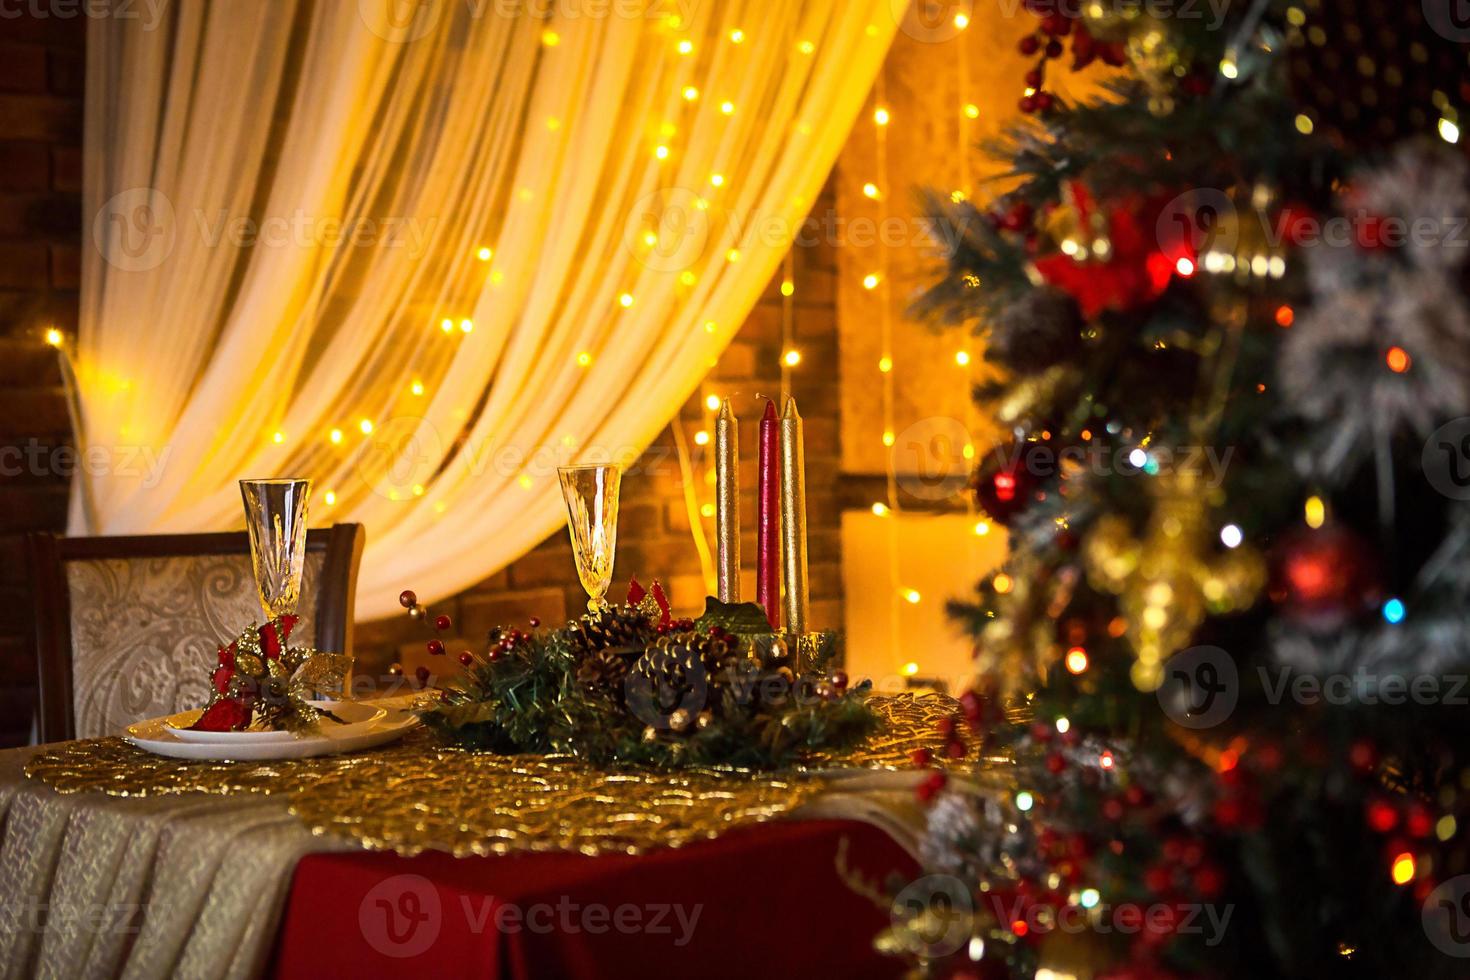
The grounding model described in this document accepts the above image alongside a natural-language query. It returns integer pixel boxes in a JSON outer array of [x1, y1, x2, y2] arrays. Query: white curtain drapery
[[76, 0, 897, 619]]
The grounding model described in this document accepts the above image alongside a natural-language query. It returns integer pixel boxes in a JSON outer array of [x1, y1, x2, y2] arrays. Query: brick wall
[[355, 188, 845, 679], [0, 12, 85, 745]]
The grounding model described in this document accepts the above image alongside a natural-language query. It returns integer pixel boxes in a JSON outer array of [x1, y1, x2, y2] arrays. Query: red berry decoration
[[457, 650, 474, 667], [1046, 752, 1066, 774], [829, 670, 848, 693], [434, 614, 452, 632], [1019, 95, 1038, 114], [426, 639, 445, 656], [1044, 39, 1063, 59], [1034, 92, 1054, 112], [528, 617, 541, 628], [1019, 36, 1040, 56], [911, 747, 933, 767], [398, 590, 417, 609], [946, 740, 967, 760]]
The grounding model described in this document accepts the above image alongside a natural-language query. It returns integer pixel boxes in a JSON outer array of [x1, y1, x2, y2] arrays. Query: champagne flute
[[557, 465, 620, 612], [240, 479, 311, 620]]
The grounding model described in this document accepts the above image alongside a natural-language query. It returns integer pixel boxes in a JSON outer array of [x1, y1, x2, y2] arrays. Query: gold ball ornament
[[668, 708, 692, 732]]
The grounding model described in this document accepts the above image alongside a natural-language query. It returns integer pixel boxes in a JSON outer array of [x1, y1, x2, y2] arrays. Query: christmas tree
[[889, 3, 1470, 977]]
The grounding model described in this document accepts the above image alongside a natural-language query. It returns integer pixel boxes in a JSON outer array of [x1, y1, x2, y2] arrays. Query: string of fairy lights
[[243, 15, 825, 527]]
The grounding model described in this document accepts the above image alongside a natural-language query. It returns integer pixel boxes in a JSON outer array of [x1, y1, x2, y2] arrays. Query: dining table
[[0, 695, 951, 979]]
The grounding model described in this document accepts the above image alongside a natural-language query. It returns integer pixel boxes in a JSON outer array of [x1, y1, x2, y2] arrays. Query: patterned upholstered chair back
[[28, 525, 363, 742]]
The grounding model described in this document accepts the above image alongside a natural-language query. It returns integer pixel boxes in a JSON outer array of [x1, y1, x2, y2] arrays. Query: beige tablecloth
[[0, 745, 947, 980], [0, 745, 353, 980]]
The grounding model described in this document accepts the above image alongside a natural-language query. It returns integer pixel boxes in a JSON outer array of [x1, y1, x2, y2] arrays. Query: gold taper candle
[[779, 397, 809, 634], [715, 399, 740, 602]]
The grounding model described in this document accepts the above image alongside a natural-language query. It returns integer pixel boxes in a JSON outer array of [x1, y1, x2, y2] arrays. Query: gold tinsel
[[26, 695, 960, 857]]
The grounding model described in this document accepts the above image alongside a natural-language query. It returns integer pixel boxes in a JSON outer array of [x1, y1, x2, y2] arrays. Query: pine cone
[[565, 605, 655, 661], [627, 630, 742, 723], [576, 646, 641, 702]]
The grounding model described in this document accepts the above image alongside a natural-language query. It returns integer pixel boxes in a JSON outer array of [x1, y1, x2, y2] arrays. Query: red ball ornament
[[829, 670, 848, 692], [457, 650, 475, 667], [1271, 526, 1381, 628], [398, 590, 417, 609], [1019, 35, 1040, 55], [528, 617, 541, 628], [974, 439, 1047, 525], [434, 614, 453, 632], [426, 639, 445, 656]]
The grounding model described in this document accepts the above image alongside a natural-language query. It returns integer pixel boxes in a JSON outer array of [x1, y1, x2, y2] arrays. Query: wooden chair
[[27, 524, 364, 742]]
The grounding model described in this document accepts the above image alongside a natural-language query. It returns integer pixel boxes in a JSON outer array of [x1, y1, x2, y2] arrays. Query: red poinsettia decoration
[[1032, 183, 1195, 318], [187, 614, 348, 733]]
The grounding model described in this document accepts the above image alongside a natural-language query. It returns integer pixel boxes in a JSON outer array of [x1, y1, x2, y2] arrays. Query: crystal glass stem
[[557, 465, 621, 612], [240, 479, 311, 621]]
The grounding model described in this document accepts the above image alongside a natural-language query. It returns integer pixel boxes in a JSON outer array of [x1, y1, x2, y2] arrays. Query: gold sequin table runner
[[1, 695, 966, 979]]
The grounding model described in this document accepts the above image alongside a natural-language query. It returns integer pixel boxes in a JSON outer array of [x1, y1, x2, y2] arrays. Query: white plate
[[124, 704, 419, 761], [163, 700, 386, 743]]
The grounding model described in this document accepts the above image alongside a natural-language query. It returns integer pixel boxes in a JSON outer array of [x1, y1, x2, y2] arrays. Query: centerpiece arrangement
[[402, 398, 884, 769]]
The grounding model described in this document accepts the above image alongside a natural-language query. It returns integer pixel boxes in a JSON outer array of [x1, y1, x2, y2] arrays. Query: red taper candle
[[756, 398, 780, 628]]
